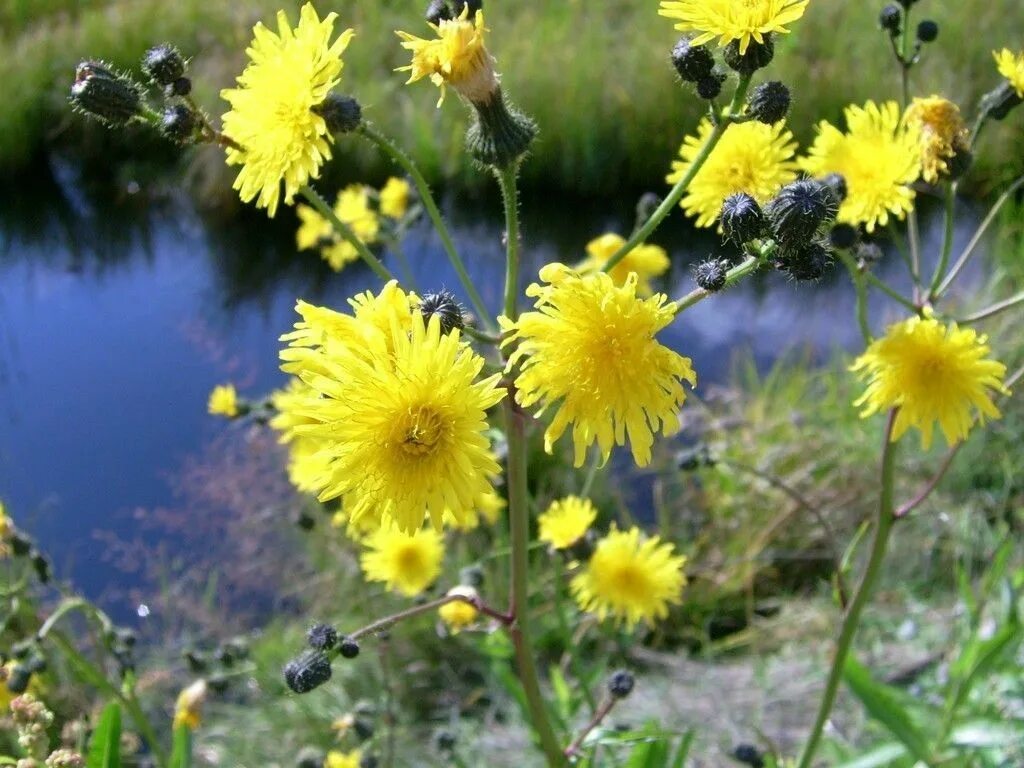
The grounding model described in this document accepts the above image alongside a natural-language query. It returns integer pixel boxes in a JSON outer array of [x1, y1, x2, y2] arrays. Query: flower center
[[609, 563, 650, 601], [397, 405, 447, 457], [395, 544, 426, 574]]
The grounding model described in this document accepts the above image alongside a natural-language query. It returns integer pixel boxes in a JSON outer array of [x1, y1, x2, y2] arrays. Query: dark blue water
[[0, 160, 980, 623]]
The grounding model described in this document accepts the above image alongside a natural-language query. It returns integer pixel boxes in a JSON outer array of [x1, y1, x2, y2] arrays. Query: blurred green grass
[[3, 0, 1024, 193]]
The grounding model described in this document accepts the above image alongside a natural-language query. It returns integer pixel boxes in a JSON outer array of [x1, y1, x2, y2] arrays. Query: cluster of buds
[[283, 622, 359, 695], [3, 639, 48, 697], [181, 635, 250, 693], [671, 33, 784, 103], [0, 509, 51, 585]]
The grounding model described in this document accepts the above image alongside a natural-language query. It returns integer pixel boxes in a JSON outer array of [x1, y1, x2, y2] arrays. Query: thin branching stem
[[958, 290, 1024, 323]]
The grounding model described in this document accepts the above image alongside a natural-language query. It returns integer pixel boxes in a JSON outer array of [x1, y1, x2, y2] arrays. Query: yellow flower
[[173, 680, 207, 731], [905, 96, 969, 184], [279, 283, 505, 533], [799, 101, 921, 233], [0, 501, 10, 559], [667, 119, 798, 229], [325, 750, 362, 768], [396, 6, 497, 105], [360, 526, 444, 596], [994, 49, 1024, 97], [295, 185, 380, 273], [538, 496, 597, 550], [578, 233, 670, 296], [207, 384, 239, 418], [658, 0, 809, 54], [851, 311, 1008, 448], [438, 585, 480, 632], [571, 526, 687, 628], [501, 264, 696, 468], [220, 4, 354, 217], [379, 177, 412, 219]]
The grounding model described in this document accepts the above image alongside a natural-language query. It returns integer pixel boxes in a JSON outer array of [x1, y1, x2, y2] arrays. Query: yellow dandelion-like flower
[[905, 96, 969, 184], [578, 233, 670, 296], [207, 384, 239, 418], [280, 284, 505, 533], [295, 185, 380, 272], [851, 311, 1008, 449], [538, 496, 597, 550], [799, 101, 921, 233], [438, 585, 480, 632], [220, 4, 354, 217], [325, 750, 362, 768], [571, 526, 687, 628], [360, 526, 444, 596], [172, 680, 207, 731], [994, 49, 1024, 97], [658, 0, 809, 54], [379, 177, 412, 219], [500, 264, 696, 468], [667, 119, 798, 229], [396, 6, 496, 105]]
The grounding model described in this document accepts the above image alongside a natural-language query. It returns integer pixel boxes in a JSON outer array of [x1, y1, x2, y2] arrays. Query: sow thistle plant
[[58, 0, 1024, 765]]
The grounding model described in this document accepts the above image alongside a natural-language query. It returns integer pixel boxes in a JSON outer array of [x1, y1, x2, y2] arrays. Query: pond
[[0, 160, 982, 623]]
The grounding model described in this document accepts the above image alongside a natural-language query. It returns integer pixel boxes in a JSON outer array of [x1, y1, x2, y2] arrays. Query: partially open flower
[[994, 49, 1024, 98], [172, 680, 208, 731], [438, 585, 480, 632], [905, 96, 970, 184]]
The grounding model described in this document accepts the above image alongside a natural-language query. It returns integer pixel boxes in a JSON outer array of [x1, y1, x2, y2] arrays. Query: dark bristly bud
[[453, 0, 483, 14], [339, 636, 360, 659], [766, 179, 837, 245], [696, 72, 726, 100], [164, 77, 192, 98], [295, 510, 315, 530], [822, 173, 848, 204], [916, 20, 939, 43], [947, 145, 973, 180], [879, 4, 902, 34], [354, 717, 375, 741], [724, 35, 774, 75], [283, 650, 332, 694], [11, 533, 31, 557], [774, 240, 833, 282], [607, 670, 635, 699], [721, 193, 767, 246], [732, 744, 766, 768], [208, 674, 230, 694], [315, 93, 362, 133], [70, 61, 143, 127], [6, 665, 31, 694], [295, 747, 326, 768], [459, 564, 485, 588], [694, 258, 728, 292], [671, 38, 715, 82], [425, 0, 452, 24], [12, 640, 34, 660], [359, 755, 379, 768], [897, 0, 919, 7], [435, 731, 457, 751], [747, 81, 791, 124], [465, 88, 537, 169], [31, 551, 50, 583], [142, 44, 186, 85], [677, 443, 714, 471], [981, 82, 1022, 122], [420, 291, 466, 335], [161, 105, 198, 144], [829, 223, 858, 250], [307, 623, 338, 651], [25, 654, 47, 674]]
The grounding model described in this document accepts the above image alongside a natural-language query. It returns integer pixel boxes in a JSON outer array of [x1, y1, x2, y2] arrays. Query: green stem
[[506, 404, 567, 767], [359, 123, 493, 329], [837, 250, 872, 343], [863, 271, 919, 313], [927, 183, 957, 300], [298, 186, 393, 281], [797, 410, 899, 768], [602, 74, 753, 273], [496, 163, 522, 320], [958, 290, 1024, 323]]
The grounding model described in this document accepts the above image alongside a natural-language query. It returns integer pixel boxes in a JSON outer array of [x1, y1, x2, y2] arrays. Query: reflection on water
[[0, 161, 983, 621]]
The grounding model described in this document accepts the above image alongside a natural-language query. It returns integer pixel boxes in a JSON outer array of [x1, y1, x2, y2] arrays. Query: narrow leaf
[[86, 703, 122, 768]]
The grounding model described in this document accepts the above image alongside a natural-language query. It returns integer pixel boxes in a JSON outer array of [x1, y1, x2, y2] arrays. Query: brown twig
[[564, 697, 617, 758]]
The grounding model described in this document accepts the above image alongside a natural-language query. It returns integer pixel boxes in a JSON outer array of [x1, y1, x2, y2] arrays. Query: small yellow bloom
[[658, 0, 809, 54], [538, 496, 597, 550], [571, 526, 687, 628], [851, 311, 1008, 448], [994, 48, 1024, 97], [578, 233, 670, 296], [0, 502, 11, 559], [501, 264, 696, 468], [295, 185, 380, 273], [800, 100, 922, 233], [438, 585, 480, 632], [396, 7, 497, 105], [905, 96, 969, 184], [667, 119, 798, 229], [325, 750, 361, 768], [442, 489, 505, 531], [379, 177, 412, 219], [361, 526, 444, 596], [173, 680, 207, 731], [221, 4, 355, 217], [207, 384, 239, 418]]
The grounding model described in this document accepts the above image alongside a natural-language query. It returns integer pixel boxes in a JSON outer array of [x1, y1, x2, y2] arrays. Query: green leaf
[[169, 724, 192, 768], [843, 656, 933, 765], [669, 731, 695, 768], [86, 703, 122, 768], [624, 734, 669, 768], [549, 665, 573, 726], [832, 742, 908, 768]]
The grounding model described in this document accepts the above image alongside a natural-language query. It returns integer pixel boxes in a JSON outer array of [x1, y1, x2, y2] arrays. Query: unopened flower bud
[[879, 4, 902, 34], [459, 564, 485, 588], [696, 73, 725, 100], [295, 747, 325, 768], [676, 443, 714, 471], [142, 44, 186, 86], [315, 94, 362, 133], [354, 717, 375, 741], [829, 224, 858, 250], [359, 755, 379, 768], [671, 38, 714, 82], [607, 669, 635, 699], [720, 193, 767, 246], [822, 173, 848, 204], [766, 180, 837, 245], [982, 83, 1022, 121], [916, 20, 938, 43], [10, 533, 31, 557], [420, 291, 465, 335], [732, 743, 765, 768], [161, 105, 197, 144], [31, 551, 50, 584], [465, 88, 537, 169], [774, 240, 832, 282], [339, 636, 360, 659], [164, 77, 192, 98], [724, 35, 774, 75], [70, 62, 143, 127], [283, 650, 332, 694], [947, 145, 972, 180], [747, 81, 791, 124], [425, 0, 451, 24], [307, 623, 338, 651], [6, 665, 31, 694], [434, 731, 457, 751], [694, 258, 728, 292]]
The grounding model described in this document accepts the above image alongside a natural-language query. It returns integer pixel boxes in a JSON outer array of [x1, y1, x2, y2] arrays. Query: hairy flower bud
[[161, 105, 198, 144], [774, 240, 833, 282], [694, 258, 728, 292], [724, 35, 774, 74], [696, 73, 726, 100], [315, 94, 362, 134], [306, 623, 338, 651], [766, 180, 837, 246], [142, 44, 186, 86], [283, 651, 332, 694], [822, 173, 848, 204], [465, 89, 537, 169], [339, 637, 360, 659], [420, 291, 466, 335], [164, 77, 192, 98], [879, 5, 902, 34], [70, 62, 143, 127], [829, 223, 858, 250], [607, 669, 635, 699], [671, 38, 714, 82], [916, 20, 939, 43], [747, 81, 791, 124], [732, 743, 765, 768], [721, 193, 767, 246]]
